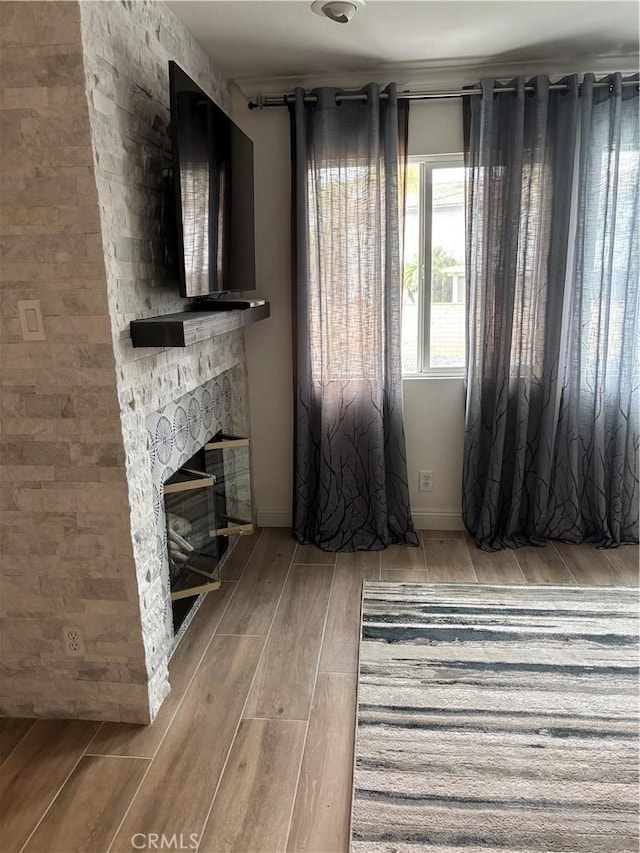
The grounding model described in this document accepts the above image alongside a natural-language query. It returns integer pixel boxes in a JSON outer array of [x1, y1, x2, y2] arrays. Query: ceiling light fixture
[[311, 0, 364, 24]]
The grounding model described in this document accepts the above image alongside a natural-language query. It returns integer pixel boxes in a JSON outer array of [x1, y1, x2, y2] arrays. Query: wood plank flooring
[[1, 529, 637, 853], [22, 756, 148, 853]]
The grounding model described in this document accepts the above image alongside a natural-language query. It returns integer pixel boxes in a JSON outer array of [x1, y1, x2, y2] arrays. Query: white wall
[[231, 89, 293, 526], [404, 99, 465, 529], [232, 89, 465, 529]]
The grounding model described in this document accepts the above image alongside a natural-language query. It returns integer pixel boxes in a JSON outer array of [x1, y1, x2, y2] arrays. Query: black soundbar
[[188, 299, 266, 312]]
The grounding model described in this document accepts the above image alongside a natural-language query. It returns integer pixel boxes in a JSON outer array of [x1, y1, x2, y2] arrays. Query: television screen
[[169, 61, 255, 297]]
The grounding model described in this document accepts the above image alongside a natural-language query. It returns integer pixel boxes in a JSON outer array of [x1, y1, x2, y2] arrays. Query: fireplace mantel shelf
[[130, 302, 270, 348]]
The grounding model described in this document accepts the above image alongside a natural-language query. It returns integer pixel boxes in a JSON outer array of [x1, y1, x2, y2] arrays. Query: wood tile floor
[[1, 529, 638, 853]]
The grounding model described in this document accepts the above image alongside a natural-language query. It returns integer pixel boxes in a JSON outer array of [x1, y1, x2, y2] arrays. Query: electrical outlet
[[419, 470, 434, 492], [63, 626, 85, 657]]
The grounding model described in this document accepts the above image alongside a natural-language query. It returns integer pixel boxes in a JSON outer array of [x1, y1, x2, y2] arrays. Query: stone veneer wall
[[1, 1, 251, 723], [78, 0, 250, 719], [0, 1, 148, 722]]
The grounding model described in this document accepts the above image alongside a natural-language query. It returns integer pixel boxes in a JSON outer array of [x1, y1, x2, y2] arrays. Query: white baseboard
[[257, 507, 464, 531], [410, 509, 465, 530], [256, 508, 292, 527]]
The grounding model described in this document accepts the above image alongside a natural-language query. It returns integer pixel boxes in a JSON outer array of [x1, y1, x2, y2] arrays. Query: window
[[402, 155, 466, 375]]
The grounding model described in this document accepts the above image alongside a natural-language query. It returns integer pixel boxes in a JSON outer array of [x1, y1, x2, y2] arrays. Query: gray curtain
[[290, 84, 418, 551], [463, 74, 639, 550]]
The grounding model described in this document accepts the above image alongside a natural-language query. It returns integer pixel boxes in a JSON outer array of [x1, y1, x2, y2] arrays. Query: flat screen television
[[169, 61, 255, 298]]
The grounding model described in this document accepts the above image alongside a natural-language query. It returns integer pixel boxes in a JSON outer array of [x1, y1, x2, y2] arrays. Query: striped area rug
[[352, 582, 639, 852]]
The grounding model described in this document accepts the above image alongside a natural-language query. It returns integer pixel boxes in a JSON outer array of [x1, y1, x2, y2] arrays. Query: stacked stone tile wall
[[0, 1, 148, 722], [1, 1, 250, 723], [78, 0, 250, 718]]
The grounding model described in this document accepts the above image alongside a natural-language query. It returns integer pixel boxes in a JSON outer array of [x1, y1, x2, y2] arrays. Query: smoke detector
[[311, 0, 365, 24]]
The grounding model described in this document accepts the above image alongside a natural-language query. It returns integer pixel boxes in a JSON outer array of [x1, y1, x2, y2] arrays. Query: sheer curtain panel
[[463, 74, 639, 549], [545, 74, 639, 545], [290, 84, 418, 551]]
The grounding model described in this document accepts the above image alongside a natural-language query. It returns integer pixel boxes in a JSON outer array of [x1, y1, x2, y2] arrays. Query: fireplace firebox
[[163, 432, 252, 631]]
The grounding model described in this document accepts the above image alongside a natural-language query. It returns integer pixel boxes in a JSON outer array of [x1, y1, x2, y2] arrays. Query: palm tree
[[403, 247, 460, 303], [403, 258, 419, 303], [431, 246, 459, 302]]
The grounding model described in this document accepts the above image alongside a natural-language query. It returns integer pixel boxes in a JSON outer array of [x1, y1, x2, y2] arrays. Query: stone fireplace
[[79, 1, 251, 724], [128, 346, 252, 722]]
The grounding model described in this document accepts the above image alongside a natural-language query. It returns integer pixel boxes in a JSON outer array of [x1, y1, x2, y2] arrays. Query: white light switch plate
[[17, 299, 46, 341]]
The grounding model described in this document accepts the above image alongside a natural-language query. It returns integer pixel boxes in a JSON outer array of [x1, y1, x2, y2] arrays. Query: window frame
[[403, 153, 466, 379]]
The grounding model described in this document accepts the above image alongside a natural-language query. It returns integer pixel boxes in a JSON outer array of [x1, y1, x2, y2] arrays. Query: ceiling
[[166, 1, 639, 94]]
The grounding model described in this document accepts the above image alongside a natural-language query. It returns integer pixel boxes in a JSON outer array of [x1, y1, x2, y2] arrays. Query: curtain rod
[[248, 79, 638, 109]]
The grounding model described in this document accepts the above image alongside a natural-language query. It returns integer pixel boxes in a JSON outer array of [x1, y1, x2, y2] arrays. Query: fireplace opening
[[163, 432, 252, 632]]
